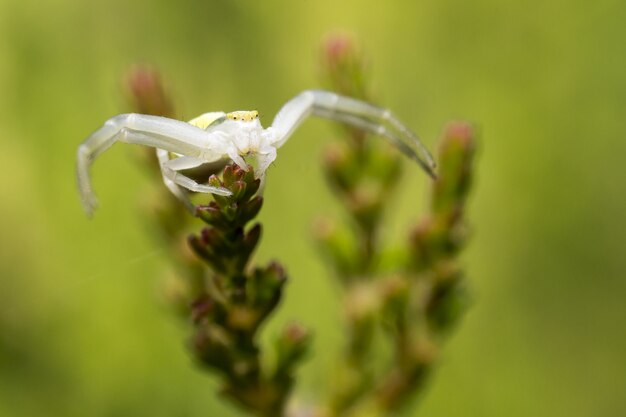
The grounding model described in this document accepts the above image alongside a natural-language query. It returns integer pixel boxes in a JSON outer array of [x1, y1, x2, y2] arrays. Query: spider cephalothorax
[[77, 90, 436, 216]]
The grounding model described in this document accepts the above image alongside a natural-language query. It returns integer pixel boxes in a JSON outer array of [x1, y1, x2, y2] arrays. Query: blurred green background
[[1, 0, 625, 416]]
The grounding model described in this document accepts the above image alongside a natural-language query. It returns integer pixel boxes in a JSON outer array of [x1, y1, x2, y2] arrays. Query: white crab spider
[[77, 90, 436, 216]]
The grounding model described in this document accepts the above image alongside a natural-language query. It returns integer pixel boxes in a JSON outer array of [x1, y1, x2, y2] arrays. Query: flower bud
[[274, 323, 311, 377], [192, 323, 234, 373], [321, 33, 368, 99], [196, 203, 227, 227], [238, 197, 264, 225], [231, 180, 248, 202], [248, 261, 287, 313], [222, 165, 237, 187], [125, 65, 174, 117], [431, 121, 476, 215]]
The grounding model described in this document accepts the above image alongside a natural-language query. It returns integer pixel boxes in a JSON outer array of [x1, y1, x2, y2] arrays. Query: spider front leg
[[77, 113, 227, 216], [255, 145, 277, 178], [156, 149, 232, 214], [270, 90, 437, 178], [225, 146, 249, 171]]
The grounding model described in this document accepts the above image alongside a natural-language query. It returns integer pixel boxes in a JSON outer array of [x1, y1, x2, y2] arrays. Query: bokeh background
[[1, 0, 625, 416]]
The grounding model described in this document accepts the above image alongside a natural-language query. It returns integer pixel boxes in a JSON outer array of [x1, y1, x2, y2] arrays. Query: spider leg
[[270, 90, 437, 178], [156, 149, 195, 213], [77, 113, 226, 216], [312, 108, 436, 178], [255, 145, 277, 178], [226, 146, 248, 170], [157, 150, 232, 214], [257, 171, 267, 196]]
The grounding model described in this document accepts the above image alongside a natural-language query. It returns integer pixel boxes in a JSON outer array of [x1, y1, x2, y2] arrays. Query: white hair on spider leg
[[76, 90, 436, 217]]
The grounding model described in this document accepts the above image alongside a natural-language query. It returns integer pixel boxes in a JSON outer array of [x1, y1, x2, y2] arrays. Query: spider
[[77, 90, 436, 216]]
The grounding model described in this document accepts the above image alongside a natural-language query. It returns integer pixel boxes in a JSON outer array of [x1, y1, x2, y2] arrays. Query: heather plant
[[122, 34, 476, 417]]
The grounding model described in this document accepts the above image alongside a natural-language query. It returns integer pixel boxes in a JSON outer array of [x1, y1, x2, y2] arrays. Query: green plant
[[124, 33, 476, 415], [312, 34, 475, 417]]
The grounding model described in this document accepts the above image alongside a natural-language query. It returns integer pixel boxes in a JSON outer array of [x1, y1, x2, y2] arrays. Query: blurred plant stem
[[124, 66, 206, 312], [126, 66, 310, 417], [314, 34, 476, 417], [315, 34, 401, 416]]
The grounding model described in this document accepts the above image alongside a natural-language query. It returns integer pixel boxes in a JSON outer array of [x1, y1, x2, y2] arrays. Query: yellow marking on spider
[[187, 112, 226, 129], [227, 110, 259, 122]]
